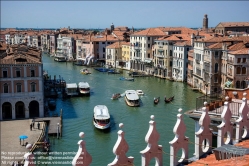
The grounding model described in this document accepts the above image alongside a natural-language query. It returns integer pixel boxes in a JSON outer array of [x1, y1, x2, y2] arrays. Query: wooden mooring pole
[[60, 109, 63, 137]]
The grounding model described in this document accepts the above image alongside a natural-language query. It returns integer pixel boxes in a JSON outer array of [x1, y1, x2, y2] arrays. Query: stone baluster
[[140, 115, 163, 166], [235, 93, 249, 143], [72, 132, 92, 166], [195, 102, 213, 159], [217, 96, 233, 147], [169, 109, 189, 166], [24, 144, 35, 166], [108, 123, 134, 166]]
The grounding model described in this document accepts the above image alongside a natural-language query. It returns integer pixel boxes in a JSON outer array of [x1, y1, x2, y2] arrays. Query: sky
[[1, 1, 249, 29]]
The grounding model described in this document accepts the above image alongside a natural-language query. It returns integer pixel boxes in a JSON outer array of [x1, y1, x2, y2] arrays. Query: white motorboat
[[93, 105, 111, 130], [124, 90, 140, 107], [65, 83, 78, 96], [78, 82, 90, 95], [136, 90, 144, 96]]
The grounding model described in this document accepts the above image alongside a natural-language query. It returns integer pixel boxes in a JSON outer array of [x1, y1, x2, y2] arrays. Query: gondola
[[111, 93, 121, 100], [164, 96, 174, 103], [154, 97, 160, 104]]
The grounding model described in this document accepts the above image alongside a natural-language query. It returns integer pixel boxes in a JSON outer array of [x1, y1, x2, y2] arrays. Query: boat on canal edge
[[119, 77, 134, 81], [78, 82, 90, 95], [65, 83, 79, 97], [93, 105, 111, 130], [124, 90, 140, 107]]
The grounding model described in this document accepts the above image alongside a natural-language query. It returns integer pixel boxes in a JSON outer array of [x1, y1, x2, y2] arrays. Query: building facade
[[0, 44, 44, 120]]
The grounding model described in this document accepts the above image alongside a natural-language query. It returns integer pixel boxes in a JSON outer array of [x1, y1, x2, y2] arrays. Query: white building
[[130, 28, 166, 73], [57, 34, 74, 60], [172, 41, 192, 82]]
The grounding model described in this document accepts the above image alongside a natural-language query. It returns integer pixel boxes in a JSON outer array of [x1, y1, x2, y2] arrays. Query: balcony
[[144, 58, 153, 63], [134, 46, 141, 50], [227, 59, 234, 64], [134, 56, 141, 60], [155, 54, 165, 58]]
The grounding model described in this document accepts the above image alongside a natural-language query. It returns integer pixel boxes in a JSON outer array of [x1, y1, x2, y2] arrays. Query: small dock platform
[[35, 117, 62, 136]]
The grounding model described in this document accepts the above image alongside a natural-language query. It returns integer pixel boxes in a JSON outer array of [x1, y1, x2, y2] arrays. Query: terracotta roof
[[218, 22, 249, 27], [207, 42, 223, 49], [158, 27, 197, 34], [228, 42, 246, 51], [174, 40, 192, 46], [0, 44, 41, 64], [131, 28, 166, 36], [188, 139, 249, 166], [229, 48, 249, 55], [0, 42, 7, 51], [106, 41, 128, 49]]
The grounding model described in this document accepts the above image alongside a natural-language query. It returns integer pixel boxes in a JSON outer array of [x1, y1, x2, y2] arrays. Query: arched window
[[236, 81, 240, 88], [242, 67, 246, 74], [241, 81, 246, 89], [215, 63, 218, 73], [236, 67, 241, 74]]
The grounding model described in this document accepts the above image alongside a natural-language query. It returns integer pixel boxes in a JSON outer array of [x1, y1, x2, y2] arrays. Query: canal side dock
[[35, 116, 62, 136]]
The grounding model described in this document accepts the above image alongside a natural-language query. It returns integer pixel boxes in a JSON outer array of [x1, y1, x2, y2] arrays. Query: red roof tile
[[189, 139, 249, 166]]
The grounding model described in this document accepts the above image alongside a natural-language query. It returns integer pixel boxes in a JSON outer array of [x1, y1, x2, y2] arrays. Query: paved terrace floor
[[0, 119, 44, 166]]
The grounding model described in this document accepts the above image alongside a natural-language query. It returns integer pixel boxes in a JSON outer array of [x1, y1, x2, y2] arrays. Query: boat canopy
[[125, 90, 139, 100], [78, 82, 90, 88], [94, 105, 110, 120], [66, 83, 77, 89]]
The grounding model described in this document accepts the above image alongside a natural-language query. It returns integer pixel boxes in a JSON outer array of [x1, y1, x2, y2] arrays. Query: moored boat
[[65, 83, 79, 96], [78, 82, 90, 95], [93, 105, 111, 130], [124, 90, 140, 107], [119, 77, 134, 81], [48, 99, 56, 110]]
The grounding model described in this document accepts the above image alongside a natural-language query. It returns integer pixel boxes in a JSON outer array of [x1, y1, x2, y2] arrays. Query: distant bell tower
[[111, 23, 114, 33], [203, 14, 208, 30]]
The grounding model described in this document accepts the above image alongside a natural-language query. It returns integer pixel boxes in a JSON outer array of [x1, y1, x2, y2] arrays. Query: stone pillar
[[235, 93, 249, 143], [140, 115, 163, 166], [108, 123, 134, 166], [72, 132, 92, 166], [12, 103, 16, 119], [169, 109, 189, 166], [195, 102, 213, 159], [217, 96, 233, 147]]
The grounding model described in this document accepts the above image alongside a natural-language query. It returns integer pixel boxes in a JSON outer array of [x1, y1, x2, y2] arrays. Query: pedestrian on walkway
[[19, 138, 21, 145], [30, 123, 32, 131], [37, 122, 40, 130], [32, 119, 35, 128]]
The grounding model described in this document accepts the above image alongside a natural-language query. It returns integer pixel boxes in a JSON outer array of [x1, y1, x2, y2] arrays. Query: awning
[[225, 81, 232, 87]]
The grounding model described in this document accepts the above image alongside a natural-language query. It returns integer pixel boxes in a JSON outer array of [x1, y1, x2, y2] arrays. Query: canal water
[[40, 54, 203, 165]]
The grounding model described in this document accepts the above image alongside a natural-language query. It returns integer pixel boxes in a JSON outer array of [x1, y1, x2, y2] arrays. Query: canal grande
[[41, 54, 203, 165]]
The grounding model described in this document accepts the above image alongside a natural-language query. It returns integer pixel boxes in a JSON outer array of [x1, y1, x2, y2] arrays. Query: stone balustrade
[[22, 93, 249, 166]]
